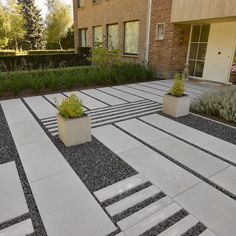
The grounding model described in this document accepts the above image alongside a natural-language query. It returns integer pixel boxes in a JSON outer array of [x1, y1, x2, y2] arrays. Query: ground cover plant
[[191, 86, 236, 123]]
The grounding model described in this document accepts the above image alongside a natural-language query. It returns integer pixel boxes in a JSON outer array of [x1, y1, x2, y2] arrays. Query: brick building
[[73, 0, 236, 83]]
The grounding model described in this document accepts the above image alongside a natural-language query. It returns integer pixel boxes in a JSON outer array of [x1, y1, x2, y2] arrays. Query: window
[[93, 26, 103, 47], [107, 24, 118, 50], [156, 23, 165, 40], [77, 0, 85, 8], [79, 29, 87, 47], [188, 24, 210, 78], [124, 21, 139, 54]]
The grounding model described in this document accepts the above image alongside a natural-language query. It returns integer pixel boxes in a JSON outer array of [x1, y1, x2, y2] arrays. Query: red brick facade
[[149, 0, 191, 78]]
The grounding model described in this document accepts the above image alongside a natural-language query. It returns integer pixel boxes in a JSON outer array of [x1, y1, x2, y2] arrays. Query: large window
[[124, 21, 139, 55], [107, 24, 118, 50], [188, 24, 210, 78], [93, 26, 103, 47], [79, 29, 87, 47]]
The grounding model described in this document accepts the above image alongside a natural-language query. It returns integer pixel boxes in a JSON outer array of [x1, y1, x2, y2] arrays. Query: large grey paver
[[113, 85, 163, 103], [82, 89, 126, 106], [94, 174, 147, 202], [0, 219, 34, 236], [98, 87, 144, 102], [117, 119, 228, 178], [24, 96, 58, 119], [106, 185, 160, 216], [0, 162, 28, 224], [45, 93, 67, 106], [0, 99, 34, 124], [210, 166, 236, 195], [199, 229, 217, 236], [158, 215, 198, 236], [64, 91, 107, 109], [118, 196, 173, 230], [31, 171, 116, 236], [119, 145, 201, 197], [175, 182, 236, 236], [128, 83, 167, 96], [124, 203, 182, 236], [17, 139, 70, 183], [92, 125, 142, 154], [116, 119, 169, 144], [141, 114, 236, 164]]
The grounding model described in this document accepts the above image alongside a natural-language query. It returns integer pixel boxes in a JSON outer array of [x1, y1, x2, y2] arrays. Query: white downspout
[[145, 0, 152, 66]]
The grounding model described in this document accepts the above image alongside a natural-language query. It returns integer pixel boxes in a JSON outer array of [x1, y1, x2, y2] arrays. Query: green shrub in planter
[[57, 94, 84, 119], [169, 73, 185, 97]]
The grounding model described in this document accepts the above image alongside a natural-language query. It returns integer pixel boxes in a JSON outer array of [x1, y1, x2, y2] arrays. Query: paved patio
[[0, 80, 235, 236]]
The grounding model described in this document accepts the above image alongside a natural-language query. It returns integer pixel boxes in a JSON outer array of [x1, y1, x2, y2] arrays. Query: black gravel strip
[[22, 100, 137, 193], [138, 118, 236, 167], [101, 182, 152, 207], [0, 105, 47, 236], [161, 112, 236, 145], [114, 125, 236, 201], [112, 192, 166, 223], [181, 222, 207, 236], [0, 213, 30, 231], [140, 209, 189, 236]]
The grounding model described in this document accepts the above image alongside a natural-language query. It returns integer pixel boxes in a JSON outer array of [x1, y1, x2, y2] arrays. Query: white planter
[[57, 114, 92, 147], [162, 94, 190, 118]]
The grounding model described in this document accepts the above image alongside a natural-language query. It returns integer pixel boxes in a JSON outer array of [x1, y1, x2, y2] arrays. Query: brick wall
[[149, 0, 191, 78]]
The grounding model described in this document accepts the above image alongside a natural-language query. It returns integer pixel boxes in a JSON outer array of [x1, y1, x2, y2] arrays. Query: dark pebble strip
[[140, 209, 189, 236], [101, 182, 152, 207], [0, 105, 47, 236], [181, 222, 207, 236], [115, 125, 236, 201], [112, 192, 166, 223]]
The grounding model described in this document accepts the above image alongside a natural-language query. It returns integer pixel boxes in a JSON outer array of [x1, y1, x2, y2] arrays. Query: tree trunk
[[15, 39, 18, 51], [58, 39, 63, 50]]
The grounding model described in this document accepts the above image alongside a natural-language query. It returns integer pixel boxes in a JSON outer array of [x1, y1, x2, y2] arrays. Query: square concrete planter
[[57, 114, 92, 147], [162, 94, 190, 118]]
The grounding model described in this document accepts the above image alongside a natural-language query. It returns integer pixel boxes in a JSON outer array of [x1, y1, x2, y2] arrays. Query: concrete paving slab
[[0, 162, 28, 224]]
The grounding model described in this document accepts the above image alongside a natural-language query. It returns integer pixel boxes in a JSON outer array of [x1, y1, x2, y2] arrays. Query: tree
[[18, 0, 46, 49], [0, 0, 25, 50], [46, 0, 72, 50]]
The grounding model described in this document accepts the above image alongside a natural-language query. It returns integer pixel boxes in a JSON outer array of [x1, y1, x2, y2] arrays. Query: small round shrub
[[169, 73, 185, 97], [57, 94, 84, 119]]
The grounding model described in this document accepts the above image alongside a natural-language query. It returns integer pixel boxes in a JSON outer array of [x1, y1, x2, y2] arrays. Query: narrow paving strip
[[97, 87, 144, 102], [64, 90, 108, 109], [93, 124, 236, 235], [94, 175, 209, 235], [0, 162, 29, 226], [82, 88, 127, 106], [0, 219, 34, 236], [39, 100, 162, 136], [1, 99, 117, 236]]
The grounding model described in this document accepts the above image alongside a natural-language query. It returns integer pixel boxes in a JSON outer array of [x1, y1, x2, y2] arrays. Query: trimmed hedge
[[0, 50, 16, 57], [27, 50, 75, 55], [0, 48, 91, 71], [0, 63, 154, 96]]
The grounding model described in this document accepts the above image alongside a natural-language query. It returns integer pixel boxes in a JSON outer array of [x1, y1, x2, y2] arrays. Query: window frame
[[123, 20, 140, 55], [77, 0, 85, 8], [107, 23, 119, 51], [78, 28, 87, 47], [156, 23, 165, 41], [93, 25, 103, 47]]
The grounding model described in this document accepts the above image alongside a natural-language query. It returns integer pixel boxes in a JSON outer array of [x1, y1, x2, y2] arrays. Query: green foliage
[[18, 0, 46, 49], [57, 94, 84, 119], [169, 73, 185, 97], [91, 43, 121, 69], [191, 86, 236, 123], [0, 63, 154, 97], [46, 0, 73, 50]]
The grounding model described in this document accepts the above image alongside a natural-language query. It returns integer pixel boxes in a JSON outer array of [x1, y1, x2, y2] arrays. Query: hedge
[[0, 63, 154, 96], [0, 48, 91, 71], [27, 49, 75, 55], [0, 50, 16, 57]]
